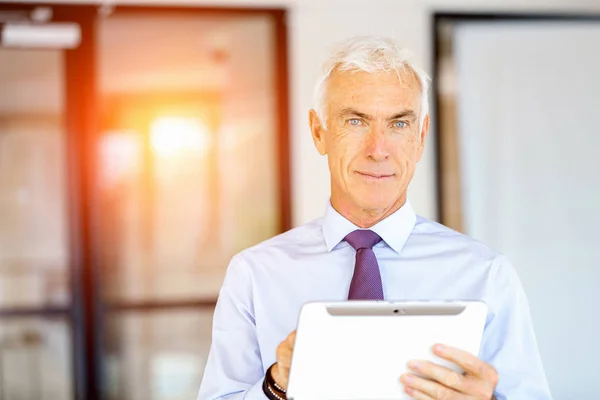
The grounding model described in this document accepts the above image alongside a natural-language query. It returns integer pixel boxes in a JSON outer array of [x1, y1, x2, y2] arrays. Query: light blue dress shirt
[[198, 201, 552, 400]]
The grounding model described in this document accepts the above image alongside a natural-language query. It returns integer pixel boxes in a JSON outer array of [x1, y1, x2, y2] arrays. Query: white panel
[[455, 21, 600, 399], [288, 301, 487, 400]]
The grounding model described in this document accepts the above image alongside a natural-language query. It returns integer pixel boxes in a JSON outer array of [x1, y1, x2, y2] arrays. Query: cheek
[[329, 133, 362, 173], [392, 133, 421, 160]]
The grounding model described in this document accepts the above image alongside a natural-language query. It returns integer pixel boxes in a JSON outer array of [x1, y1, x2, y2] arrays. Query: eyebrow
[[339, 108, 416, 121], [389, 110, 417, 120], [339, 108, 370, 120]]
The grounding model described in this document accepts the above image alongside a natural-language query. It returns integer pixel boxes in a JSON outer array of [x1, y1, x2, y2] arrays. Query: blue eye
[[348, 119, 361, 126], [394, 121, 407, 129]]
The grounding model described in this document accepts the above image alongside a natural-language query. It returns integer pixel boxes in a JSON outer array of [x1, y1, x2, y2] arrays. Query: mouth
[[355, 171, 395, 181]]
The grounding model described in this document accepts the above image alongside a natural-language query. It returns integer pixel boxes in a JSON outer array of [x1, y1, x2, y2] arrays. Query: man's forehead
[[328, 68, 421, 90], [326, 69, 422, 112]]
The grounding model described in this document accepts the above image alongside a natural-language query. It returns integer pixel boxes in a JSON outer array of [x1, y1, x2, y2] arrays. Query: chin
[[354, 192, 401, 212]]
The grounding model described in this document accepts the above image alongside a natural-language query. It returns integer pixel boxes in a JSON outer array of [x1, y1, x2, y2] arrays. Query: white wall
[[454, 21, 600, 399], [11, 0, 600, 225]]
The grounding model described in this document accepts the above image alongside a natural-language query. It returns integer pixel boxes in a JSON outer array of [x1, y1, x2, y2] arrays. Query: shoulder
[[412, 215, 523, 299], [229, 217, 324, 267], [411, 215, 501, 259], [410, 215, 518, 280]]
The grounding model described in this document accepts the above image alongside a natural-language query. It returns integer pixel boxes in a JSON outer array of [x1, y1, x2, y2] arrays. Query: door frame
[[431, 11, 600, 229], [0, 4, 99, 400]]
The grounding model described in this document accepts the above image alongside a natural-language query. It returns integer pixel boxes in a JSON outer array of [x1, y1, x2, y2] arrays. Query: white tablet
[[286, 301, 487, 400]]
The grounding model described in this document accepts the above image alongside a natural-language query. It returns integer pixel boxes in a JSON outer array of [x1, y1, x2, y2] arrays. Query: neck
[[331, 194, 407, 228]]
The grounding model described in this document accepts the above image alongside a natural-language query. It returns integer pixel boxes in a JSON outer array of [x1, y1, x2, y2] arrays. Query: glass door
[[0, 4, 289, 400], [0, 44, 73, 400], [95, 7, 288, 400], [0, 4, 97, 400]]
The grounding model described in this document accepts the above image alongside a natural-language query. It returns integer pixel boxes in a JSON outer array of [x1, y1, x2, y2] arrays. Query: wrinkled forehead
[[325, 67, 423, 116]]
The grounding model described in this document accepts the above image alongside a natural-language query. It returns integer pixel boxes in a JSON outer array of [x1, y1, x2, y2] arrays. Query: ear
[[309, 109, 327, 155], [416, 114, 430, 162]]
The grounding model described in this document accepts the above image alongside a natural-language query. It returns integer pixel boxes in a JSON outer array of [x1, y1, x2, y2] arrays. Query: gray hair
[[313, 36, 431, 129]]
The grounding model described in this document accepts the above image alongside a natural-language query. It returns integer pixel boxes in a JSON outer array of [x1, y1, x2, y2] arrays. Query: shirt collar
[[321, 199, 417, 254]]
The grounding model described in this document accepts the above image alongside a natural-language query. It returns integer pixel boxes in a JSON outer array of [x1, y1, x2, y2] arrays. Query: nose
[[365, 125, 389, 162]]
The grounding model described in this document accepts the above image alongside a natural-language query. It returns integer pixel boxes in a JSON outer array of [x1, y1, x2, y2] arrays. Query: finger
[[280, 331, 296, 351], [276, 346, 293, 368], [404, 386, 436, 400], [407, 360, 470, 393], [433, 344, 492, 379], [400, 373, 456, 400], [287, 331, 297, 346], [277, 331, 296, 359]]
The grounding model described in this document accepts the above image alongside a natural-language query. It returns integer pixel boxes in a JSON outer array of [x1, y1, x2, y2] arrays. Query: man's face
[[310, 69, 429, 216]]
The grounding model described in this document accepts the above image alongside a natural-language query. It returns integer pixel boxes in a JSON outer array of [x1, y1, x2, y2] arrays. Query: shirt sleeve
[[198, 254, 268, 400], [482, 255, 553, 400]]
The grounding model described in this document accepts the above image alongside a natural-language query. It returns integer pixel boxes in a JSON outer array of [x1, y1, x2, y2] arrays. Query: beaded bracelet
[[272, 380, 286, 394], [262, 364, 287, 400], [263, 379, 286, 400]]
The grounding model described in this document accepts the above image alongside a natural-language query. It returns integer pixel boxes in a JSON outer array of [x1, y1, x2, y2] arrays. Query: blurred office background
[[0, 1, 598, 400]]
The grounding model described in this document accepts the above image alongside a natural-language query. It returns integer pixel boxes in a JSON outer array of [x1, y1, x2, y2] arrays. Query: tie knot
[[344, 229, 382, 251]]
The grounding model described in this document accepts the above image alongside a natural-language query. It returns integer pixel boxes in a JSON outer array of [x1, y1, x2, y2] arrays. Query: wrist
[[263, 363, 287, 400], [270, 364, 286, 391]]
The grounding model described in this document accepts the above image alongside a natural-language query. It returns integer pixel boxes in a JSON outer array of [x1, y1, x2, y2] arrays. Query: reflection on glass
[[97, 13, 280, 301], [150, 117, 212, 156], [0, 317, 72, 399], [104, 309, 213, 400], [0, 49, 69, 308]]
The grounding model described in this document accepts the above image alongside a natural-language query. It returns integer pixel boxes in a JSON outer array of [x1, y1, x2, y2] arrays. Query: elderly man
[[198, 36, 552, 400]]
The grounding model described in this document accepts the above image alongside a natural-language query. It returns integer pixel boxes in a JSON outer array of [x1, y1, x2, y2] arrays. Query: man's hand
[[271, 330, 296, 391], [400, 344, 498, 399]]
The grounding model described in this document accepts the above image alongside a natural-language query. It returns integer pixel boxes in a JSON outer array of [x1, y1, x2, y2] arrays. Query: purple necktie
[[345, 229, 384, 300]]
